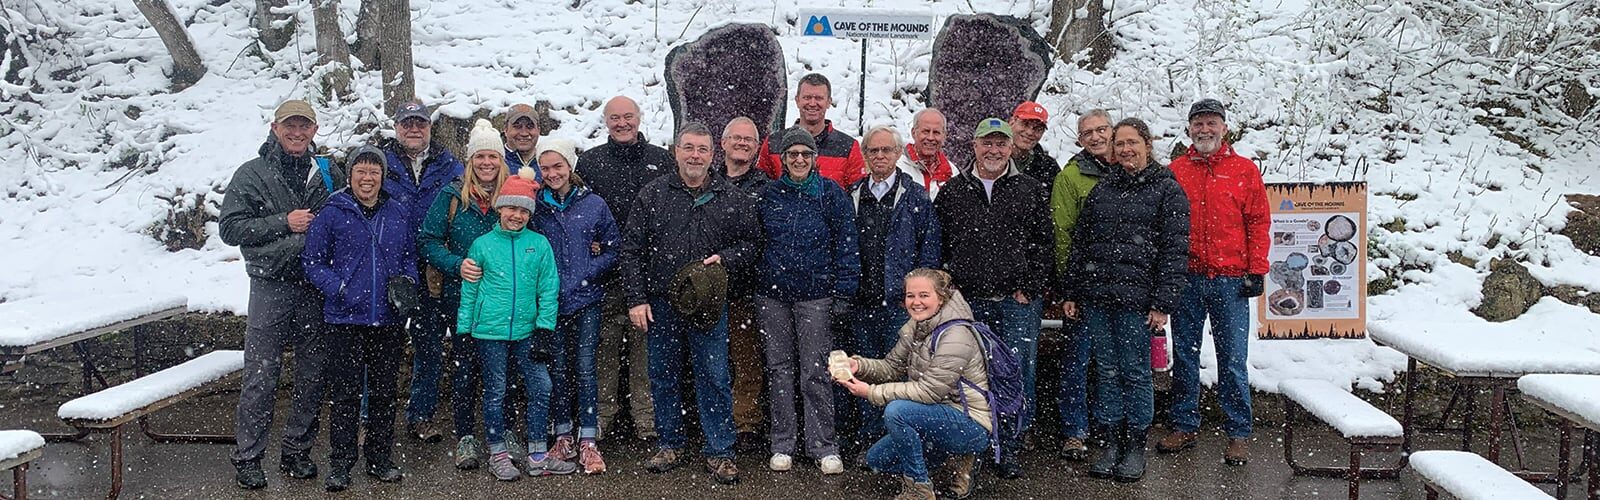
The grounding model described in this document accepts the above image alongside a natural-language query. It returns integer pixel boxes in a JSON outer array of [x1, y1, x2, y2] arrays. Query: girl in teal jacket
[[456, 170, 575, 479]]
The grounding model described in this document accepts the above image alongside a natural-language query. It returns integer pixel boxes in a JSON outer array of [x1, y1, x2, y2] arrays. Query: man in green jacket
[[1050, 108, 1116, 461]]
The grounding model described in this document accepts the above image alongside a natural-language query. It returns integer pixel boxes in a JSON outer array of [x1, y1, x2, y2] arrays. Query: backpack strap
[[929, 319, 1005, 462]]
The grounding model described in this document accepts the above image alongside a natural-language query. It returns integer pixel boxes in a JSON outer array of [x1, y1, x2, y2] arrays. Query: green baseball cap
[[974, 117, 1012, 138]]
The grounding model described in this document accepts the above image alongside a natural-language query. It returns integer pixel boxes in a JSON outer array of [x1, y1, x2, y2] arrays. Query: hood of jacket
[[910, 290, 976, 341]]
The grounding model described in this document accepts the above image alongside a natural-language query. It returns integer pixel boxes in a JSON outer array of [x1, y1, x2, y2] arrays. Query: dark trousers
[[232, 278, 327, 464], [326, 323, 405, 467]]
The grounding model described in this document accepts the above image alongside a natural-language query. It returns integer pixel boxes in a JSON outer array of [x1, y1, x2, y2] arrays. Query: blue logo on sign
[[805, 16, 833, 36], [1279, 199, 1295, 211]]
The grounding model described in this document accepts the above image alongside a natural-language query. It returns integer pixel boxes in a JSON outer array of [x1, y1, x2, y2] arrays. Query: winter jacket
[[382, 139, 464, 233], [1051, 150, 1110, 273], [456, 225, 560, 341], [219, 136, 342, 281], [1060, 162, 1191, 314], [574, 133, 676, 227], [302, 192, 418, 326], [533, 185, 621, 315], [896, 144, 953, 199], [719, 166, 770, 300], [757, 171, 861, 302], [1015, 144, 1061, 191], [853, 290, 992, 432], [757, 120, 866, 188], [503, 148, 546, 181], [417, 180, 500, 301], [1170, 143, 1271, 277], [849, 172, 942, 304], [619, 174, 760, 307], [934, 163, 1054, 300]]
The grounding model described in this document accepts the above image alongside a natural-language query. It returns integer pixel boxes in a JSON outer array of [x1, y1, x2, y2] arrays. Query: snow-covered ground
[[1, 0, 1595, 392]]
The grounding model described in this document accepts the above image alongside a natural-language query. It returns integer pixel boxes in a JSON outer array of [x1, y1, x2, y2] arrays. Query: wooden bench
[[1280, 379, 1405, 499], [1519, 374, 1600, 499], [0, 430, 43, 500], [1411, 450, 1553, 500], [57, 350, 244, 500]]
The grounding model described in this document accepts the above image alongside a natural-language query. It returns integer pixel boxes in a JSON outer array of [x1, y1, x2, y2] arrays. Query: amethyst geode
[[927, 15, 1054, 169], [664, 23, 788, 158]]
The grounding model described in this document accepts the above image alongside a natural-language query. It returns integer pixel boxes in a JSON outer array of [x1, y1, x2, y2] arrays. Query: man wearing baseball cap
[[220, 99, 341, 488], [1008, 101, 1062, 185], [501, 103, 545, 180], [933, 117, 1054, 480]]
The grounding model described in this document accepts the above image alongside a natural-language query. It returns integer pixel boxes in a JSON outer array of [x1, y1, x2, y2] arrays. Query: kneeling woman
[[839, 269, 988, 500]]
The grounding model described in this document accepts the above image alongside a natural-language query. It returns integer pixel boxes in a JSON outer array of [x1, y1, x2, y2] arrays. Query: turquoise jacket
[[456, 225, 560, 341]]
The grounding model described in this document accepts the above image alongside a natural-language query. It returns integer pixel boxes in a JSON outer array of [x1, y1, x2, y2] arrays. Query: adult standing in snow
[[1059, 118, 1190, 483], [501, 103, 545, 180], [933, 118, 1053, 479], [1009, 102, 1061, 189], [383, 100, 467, 445], [1050, 108, 1116, 461], [1157, 99, 1270, 466], [219, 99, 339, 490], [620, 122, 758, 485], [895, 108, 954, 198], [577, 95, 674, 443], [301, 146, 417, 490], [716, 116, 771, 452], [757, 73, 866, 188]]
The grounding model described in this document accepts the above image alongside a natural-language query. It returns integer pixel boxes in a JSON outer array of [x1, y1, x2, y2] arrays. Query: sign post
[[1257, 182, 1369, 339], [797, 8, 935, 136]]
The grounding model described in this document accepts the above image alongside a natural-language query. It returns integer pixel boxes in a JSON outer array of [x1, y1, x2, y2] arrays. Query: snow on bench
[[1517, 374, 1600, 430], [57, 350, 244, 423], [1281, 379, 1402, 438], [0, 292, 187, 347], [1410, 450, 1553, 500], [1369, 307, 1600, 377], [0, 430, 44, 464]]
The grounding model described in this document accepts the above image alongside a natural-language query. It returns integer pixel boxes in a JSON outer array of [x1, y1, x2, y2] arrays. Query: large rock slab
[[664, 23, 787, 156], [1560, 193, 1600, 257], [1472, 258, 1542, 322], [927, 15, 1053, 169]]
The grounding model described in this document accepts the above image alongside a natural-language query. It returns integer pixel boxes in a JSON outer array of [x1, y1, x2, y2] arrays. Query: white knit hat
[[536, 137, 578, 168], [466, 119, 505, 157]]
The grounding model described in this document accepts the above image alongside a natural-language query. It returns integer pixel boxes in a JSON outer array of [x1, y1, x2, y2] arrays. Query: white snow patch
[[57, 350, 243, 421], [1369, 299, 1600, 377], [1518, 374, 1600, 429], [1410, 450, 1553, 500], [0, 293, 187, 347], [1280, 378, 1402, 437], [0, 430, 45, 463]]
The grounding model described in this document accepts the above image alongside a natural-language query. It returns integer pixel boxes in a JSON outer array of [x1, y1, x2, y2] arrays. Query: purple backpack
[[928, 319, 1029, 462]]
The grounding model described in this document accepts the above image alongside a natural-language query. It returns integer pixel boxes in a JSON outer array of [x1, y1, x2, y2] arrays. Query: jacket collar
[[1071, 150, 1112, 178], [1182, 142, 1240, 165]]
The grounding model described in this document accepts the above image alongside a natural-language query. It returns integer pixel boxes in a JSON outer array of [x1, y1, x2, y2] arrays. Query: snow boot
[[1113, 427, 1147, 483]]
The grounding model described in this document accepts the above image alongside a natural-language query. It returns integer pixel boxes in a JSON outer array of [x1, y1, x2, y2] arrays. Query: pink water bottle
[[1150, 328, 1171, 372]]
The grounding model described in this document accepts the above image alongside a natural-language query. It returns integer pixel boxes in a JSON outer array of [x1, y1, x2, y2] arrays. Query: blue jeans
[[865, 400, 991, 483], [480, 338, 551, 453], [1083, 304, 1153, 430], [852, 304, 909, 440], [1171, 274, 1253, 438], [406, 294, 451, 424], [550, 304, 603, 439], [1057, 319, 1091, 438], [968, 296, 1041, 456], [647, 298, 736, 458]]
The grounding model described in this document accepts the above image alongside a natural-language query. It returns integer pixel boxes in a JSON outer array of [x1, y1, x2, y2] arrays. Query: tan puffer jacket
[[853, 290, 992, 432]]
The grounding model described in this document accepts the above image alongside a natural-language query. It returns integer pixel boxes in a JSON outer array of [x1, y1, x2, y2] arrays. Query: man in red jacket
[[1156, 99, 1269, 467], [757, 73, 866, 188]]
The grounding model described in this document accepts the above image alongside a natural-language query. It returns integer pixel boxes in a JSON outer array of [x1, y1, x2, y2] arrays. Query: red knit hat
[[495, 169, 541, 212]]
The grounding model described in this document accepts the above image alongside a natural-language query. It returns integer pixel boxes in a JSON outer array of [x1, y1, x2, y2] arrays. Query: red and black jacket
[[757, 120, 865, 188]]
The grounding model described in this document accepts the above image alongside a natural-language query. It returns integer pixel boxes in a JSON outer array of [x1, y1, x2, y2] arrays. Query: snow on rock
[[1409, 450, 1553, 500], [1518, 374, 1600, 428], [0, 292, 187, 347], [1369, 299, 1600, 377], [0, 430, 45, 463], [1280, 379, 1402, 438], [57, 350, 243, 421]]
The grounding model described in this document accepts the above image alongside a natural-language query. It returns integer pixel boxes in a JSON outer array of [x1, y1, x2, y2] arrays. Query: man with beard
[[757, 73, 866, 188], [1009, 101, 1061, 187], [1051, 108, 1116, 461], [716, 116, 769, 451]]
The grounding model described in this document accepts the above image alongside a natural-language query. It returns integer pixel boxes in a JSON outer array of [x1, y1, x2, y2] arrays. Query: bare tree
[[133, 0, 206, 89], [1047, 0, 1114, 71], [313, 0, 353, 98], [352, 0, 382, 68], [254, 0, 296, 52], [377, 0, 414, 114]]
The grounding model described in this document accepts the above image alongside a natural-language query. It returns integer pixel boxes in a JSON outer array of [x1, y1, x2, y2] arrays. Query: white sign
[[797, 8, 935, 40], [1263, 212, 1362, 321]]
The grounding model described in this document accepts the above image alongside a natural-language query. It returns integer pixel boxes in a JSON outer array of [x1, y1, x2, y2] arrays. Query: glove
[[528, 328, 558, 363], [386, 276, 420, 316], [1239, 274, 1265, 298], [829, 297, 853, 321]]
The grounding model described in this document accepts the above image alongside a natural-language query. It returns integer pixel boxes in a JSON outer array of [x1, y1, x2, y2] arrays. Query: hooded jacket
[[574, 133, 676, 227], [757, 120, 866, 188], [895, 143, 953, 199], [219, 136, 342, 281], [934, 162, 1054, 300], [1051, 150, 1111, 272], [619, 173, 760, 307], [456, 225, 560, 341], [382, 139, 464, 233], [1060, 161, 1191, 314], [854, 290, 992, 432], [848, 171, 941, 304], [533, 184, 621, 315], [417, 180, 500, 301], [719, 165, 770, 300], [1169, 142, 1270, 277], [302, 188, 418, 326], [757, 170, 861, 302]]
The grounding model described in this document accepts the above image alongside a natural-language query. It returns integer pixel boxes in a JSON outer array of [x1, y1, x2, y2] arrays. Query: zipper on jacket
[[371, 211, 382, 325], [508, 236, 517, 339]]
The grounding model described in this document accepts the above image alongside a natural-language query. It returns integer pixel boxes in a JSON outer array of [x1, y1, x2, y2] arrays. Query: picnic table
[[1519, 374, 1600, 499], [1369, 318, 1600, 483]]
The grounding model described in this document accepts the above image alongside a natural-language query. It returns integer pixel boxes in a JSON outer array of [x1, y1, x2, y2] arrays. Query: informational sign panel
[[1258, 182, 1368, 339], [797, 8, 935, 40]]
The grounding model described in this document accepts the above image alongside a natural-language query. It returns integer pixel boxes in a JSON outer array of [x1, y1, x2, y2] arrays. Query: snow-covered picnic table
[[1518, 374, 1600, 499], [0, 292, 188, 374], [0, 429, 45, 500]]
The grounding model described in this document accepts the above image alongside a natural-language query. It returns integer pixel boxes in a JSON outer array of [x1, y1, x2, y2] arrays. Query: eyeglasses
[[724, 135, 757, 144], [397, 119, 431, 130], [865, 146, 898, 156], [1078, 125, 1111, 139], [782, 151, 817, 160], [677, 144, 712, 154]]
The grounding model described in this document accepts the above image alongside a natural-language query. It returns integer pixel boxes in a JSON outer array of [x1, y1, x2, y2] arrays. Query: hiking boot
[[279, 452, 318, 479], [365, 461, 403, 483], [895, 475, 936, 500], [488, 452, 521, 481], [455, 435, 483, 470], [1155, 430, 1197, 454], [938, 454, 976, 500], [578, 441, 607, 474], [819, 454, 844, 475], [1224, 437, 1250, 466], [993, 456, 1023, 480], [407, 420, 443, 443], [707, 457, 740, 485], [323, 462, 352, 492], [234, 460, 267, 490], [1059, 437, 1089, 461], [1113, 428, 1147, 483], [768, 452, 793, 472], [1087, 427, 1123, 479], [548, 435, 577, 461], [644, 448, 681, 473], [526, 454, 579, 476]]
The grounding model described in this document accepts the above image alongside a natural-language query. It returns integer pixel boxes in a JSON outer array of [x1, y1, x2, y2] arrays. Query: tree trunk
[[313, 0, 353, 99], [352, 0, 381, 68], [1047, 0, 1114, 72], [254, 0, 296, 52], [133, 0, 207, 89], [378, 0, 414, 115]]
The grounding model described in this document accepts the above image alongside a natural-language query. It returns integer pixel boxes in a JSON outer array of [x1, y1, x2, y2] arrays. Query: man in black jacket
[[934, 117, 1054, 479], [715, 116, 769, 451], [577, 96, 676, 443], [218, 100, 340, 489]]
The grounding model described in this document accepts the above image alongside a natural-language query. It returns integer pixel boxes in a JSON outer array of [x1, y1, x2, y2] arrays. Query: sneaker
[[407, 420, 443, 443], [525, 454, 579, 476], [548, 435, 577, 461], [455, 435, 483, 470], [818, 455, 844, 475], [365, 461, 403, 483], [1156, 430, 1197, 454], [707, 457, 740, 485], [644, 448, 681, 473], [578, 441, 607, 474], [1224, 437, 1250, 466], [768, 452, 793, 472], [488, 452, 522, 481], [234, 460, 267, 490], [279, 452, 318, 479], [1059, 436, 1089, 461]]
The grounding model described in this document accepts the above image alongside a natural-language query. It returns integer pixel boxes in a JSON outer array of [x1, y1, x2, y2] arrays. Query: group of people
[[217, 71, 1269, 499]]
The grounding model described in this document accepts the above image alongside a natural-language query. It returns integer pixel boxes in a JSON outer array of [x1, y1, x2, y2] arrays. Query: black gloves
[[1239, 274, 1265, 298], [386, 276, 420, 317], [528, 328, 558, 363]]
